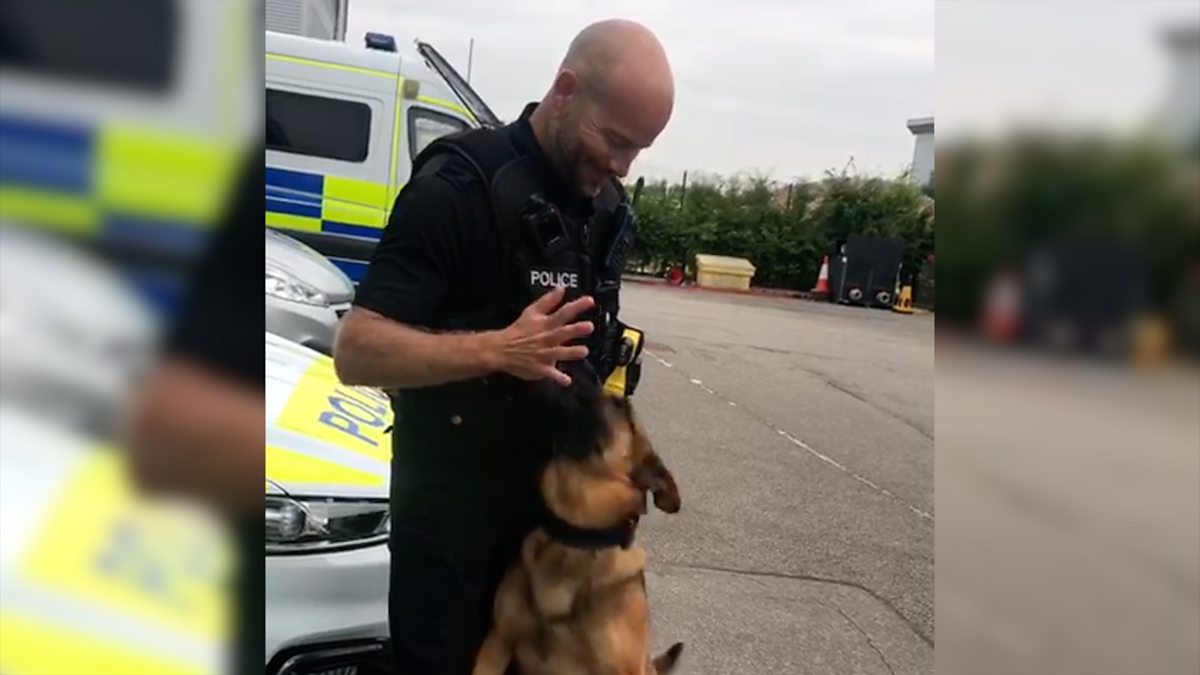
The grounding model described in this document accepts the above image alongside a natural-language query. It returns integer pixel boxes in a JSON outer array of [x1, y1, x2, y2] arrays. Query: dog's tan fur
[[472, 396, 682, 675]]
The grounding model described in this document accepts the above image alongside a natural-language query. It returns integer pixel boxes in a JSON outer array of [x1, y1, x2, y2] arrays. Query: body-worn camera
[[521, 194, 570, 259]]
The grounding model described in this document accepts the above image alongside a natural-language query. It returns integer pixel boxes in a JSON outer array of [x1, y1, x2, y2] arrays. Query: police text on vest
[[530, 269, 579, 289]]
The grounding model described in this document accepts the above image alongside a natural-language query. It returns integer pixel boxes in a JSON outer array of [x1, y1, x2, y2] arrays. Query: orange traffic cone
[[812, 256, 830, 297]]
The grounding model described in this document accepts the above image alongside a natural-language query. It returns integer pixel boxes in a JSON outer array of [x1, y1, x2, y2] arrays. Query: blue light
[[364, 32, 397, 52]]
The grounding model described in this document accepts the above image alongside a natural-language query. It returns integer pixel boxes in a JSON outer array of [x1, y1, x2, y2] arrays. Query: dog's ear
[[630, 428, 681, 514]]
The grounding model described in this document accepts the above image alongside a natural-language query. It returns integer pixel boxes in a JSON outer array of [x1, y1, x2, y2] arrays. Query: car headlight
[[265, 496, 389, 554], [266, 265, 329, 306]]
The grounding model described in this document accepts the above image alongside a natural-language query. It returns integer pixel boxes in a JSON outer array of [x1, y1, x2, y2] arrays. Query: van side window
[[408, 108, 468, 159], [267, 89, 371, 162]]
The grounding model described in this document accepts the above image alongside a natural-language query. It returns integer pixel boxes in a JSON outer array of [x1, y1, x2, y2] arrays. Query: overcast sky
[[937, 0, 1199, 142], [347, 0, 934, 184]]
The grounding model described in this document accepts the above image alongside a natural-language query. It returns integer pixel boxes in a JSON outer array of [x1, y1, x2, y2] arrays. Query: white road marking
[[645, 349, 934, 523], [908, 505, 935, 520], [650, 354, 674, 369], [778, 429, 847, 471], [852, 473, 881, 491]]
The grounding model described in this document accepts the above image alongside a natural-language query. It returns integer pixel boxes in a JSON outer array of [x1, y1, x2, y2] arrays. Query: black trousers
[[387, 478, 538, 675]]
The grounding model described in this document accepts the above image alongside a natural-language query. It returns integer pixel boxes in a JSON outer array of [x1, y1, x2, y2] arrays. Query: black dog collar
[[542, 509, 635, 550]]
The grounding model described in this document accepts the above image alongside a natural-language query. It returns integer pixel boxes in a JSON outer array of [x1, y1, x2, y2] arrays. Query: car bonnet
[[265, 332, 392, 500]]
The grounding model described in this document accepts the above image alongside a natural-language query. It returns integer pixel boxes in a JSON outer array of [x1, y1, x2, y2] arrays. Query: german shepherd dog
[[471, 368, 684, 675]]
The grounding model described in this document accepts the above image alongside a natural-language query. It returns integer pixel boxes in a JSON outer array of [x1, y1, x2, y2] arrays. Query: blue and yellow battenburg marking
[[265, 166, 396, 282], [0, 112, 241, 313], [262, 54, 476, 283]]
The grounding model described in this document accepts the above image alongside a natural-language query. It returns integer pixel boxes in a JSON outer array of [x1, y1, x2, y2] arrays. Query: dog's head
[[535, 361, 610, 462], [536, 366, 681, 530]]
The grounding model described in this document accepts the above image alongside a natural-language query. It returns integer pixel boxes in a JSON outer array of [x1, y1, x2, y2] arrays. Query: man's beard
[[550, 120, 589, 197]]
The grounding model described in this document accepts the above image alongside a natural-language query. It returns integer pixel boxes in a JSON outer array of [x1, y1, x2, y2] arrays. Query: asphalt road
[[617, 282, 935, 675]]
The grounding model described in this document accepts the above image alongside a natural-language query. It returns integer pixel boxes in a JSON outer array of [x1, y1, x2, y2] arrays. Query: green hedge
[[626, 172, 934, 292]]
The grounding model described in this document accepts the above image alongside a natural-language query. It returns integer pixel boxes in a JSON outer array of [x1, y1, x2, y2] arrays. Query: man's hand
[[491, 286, 595, 386], [334, 287, 593, 390]]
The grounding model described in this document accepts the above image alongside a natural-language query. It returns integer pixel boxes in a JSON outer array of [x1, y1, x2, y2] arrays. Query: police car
[[266, 29, 501, 283], [265, 227, 356, 356], [264, 331, 395, 675]]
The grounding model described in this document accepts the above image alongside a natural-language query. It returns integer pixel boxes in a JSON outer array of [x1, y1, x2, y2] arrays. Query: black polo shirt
[[354, 102, 590, 330]]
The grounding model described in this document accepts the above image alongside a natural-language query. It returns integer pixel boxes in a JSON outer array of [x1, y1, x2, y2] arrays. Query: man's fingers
[[550, 345, 589, 362], [545, 366, 572, 387], [544, 321, 593, 346], [528, 285, 566, 315], [546, 295, 594, 328]]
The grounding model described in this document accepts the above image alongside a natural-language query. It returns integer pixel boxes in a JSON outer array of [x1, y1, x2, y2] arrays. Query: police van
[[266, 30, 501, 282], [0, 0, 259, 312]]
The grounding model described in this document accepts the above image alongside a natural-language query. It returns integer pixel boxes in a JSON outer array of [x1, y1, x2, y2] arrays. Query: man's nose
[[609, 150, 637, 178]]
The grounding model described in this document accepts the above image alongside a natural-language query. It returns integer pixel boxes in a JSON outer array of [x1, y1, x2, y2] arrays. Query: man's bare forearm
[[333, 308, 503, 389]]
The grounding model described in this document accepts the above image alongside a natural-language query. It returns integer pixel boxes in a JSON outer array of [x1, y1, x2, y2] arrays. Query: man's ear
[[551, 69, 581, 103]]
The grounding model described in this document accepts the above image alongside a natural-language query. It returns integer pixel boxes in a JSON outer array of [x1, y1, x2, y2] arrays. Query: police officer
[[333, 18, 674, 675]]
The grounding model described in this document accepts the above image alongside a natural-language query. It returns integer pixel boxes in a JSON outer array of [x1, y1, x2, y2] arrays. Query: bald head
[[531, 19, 675, 197], [562, 19, 674, 111]]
